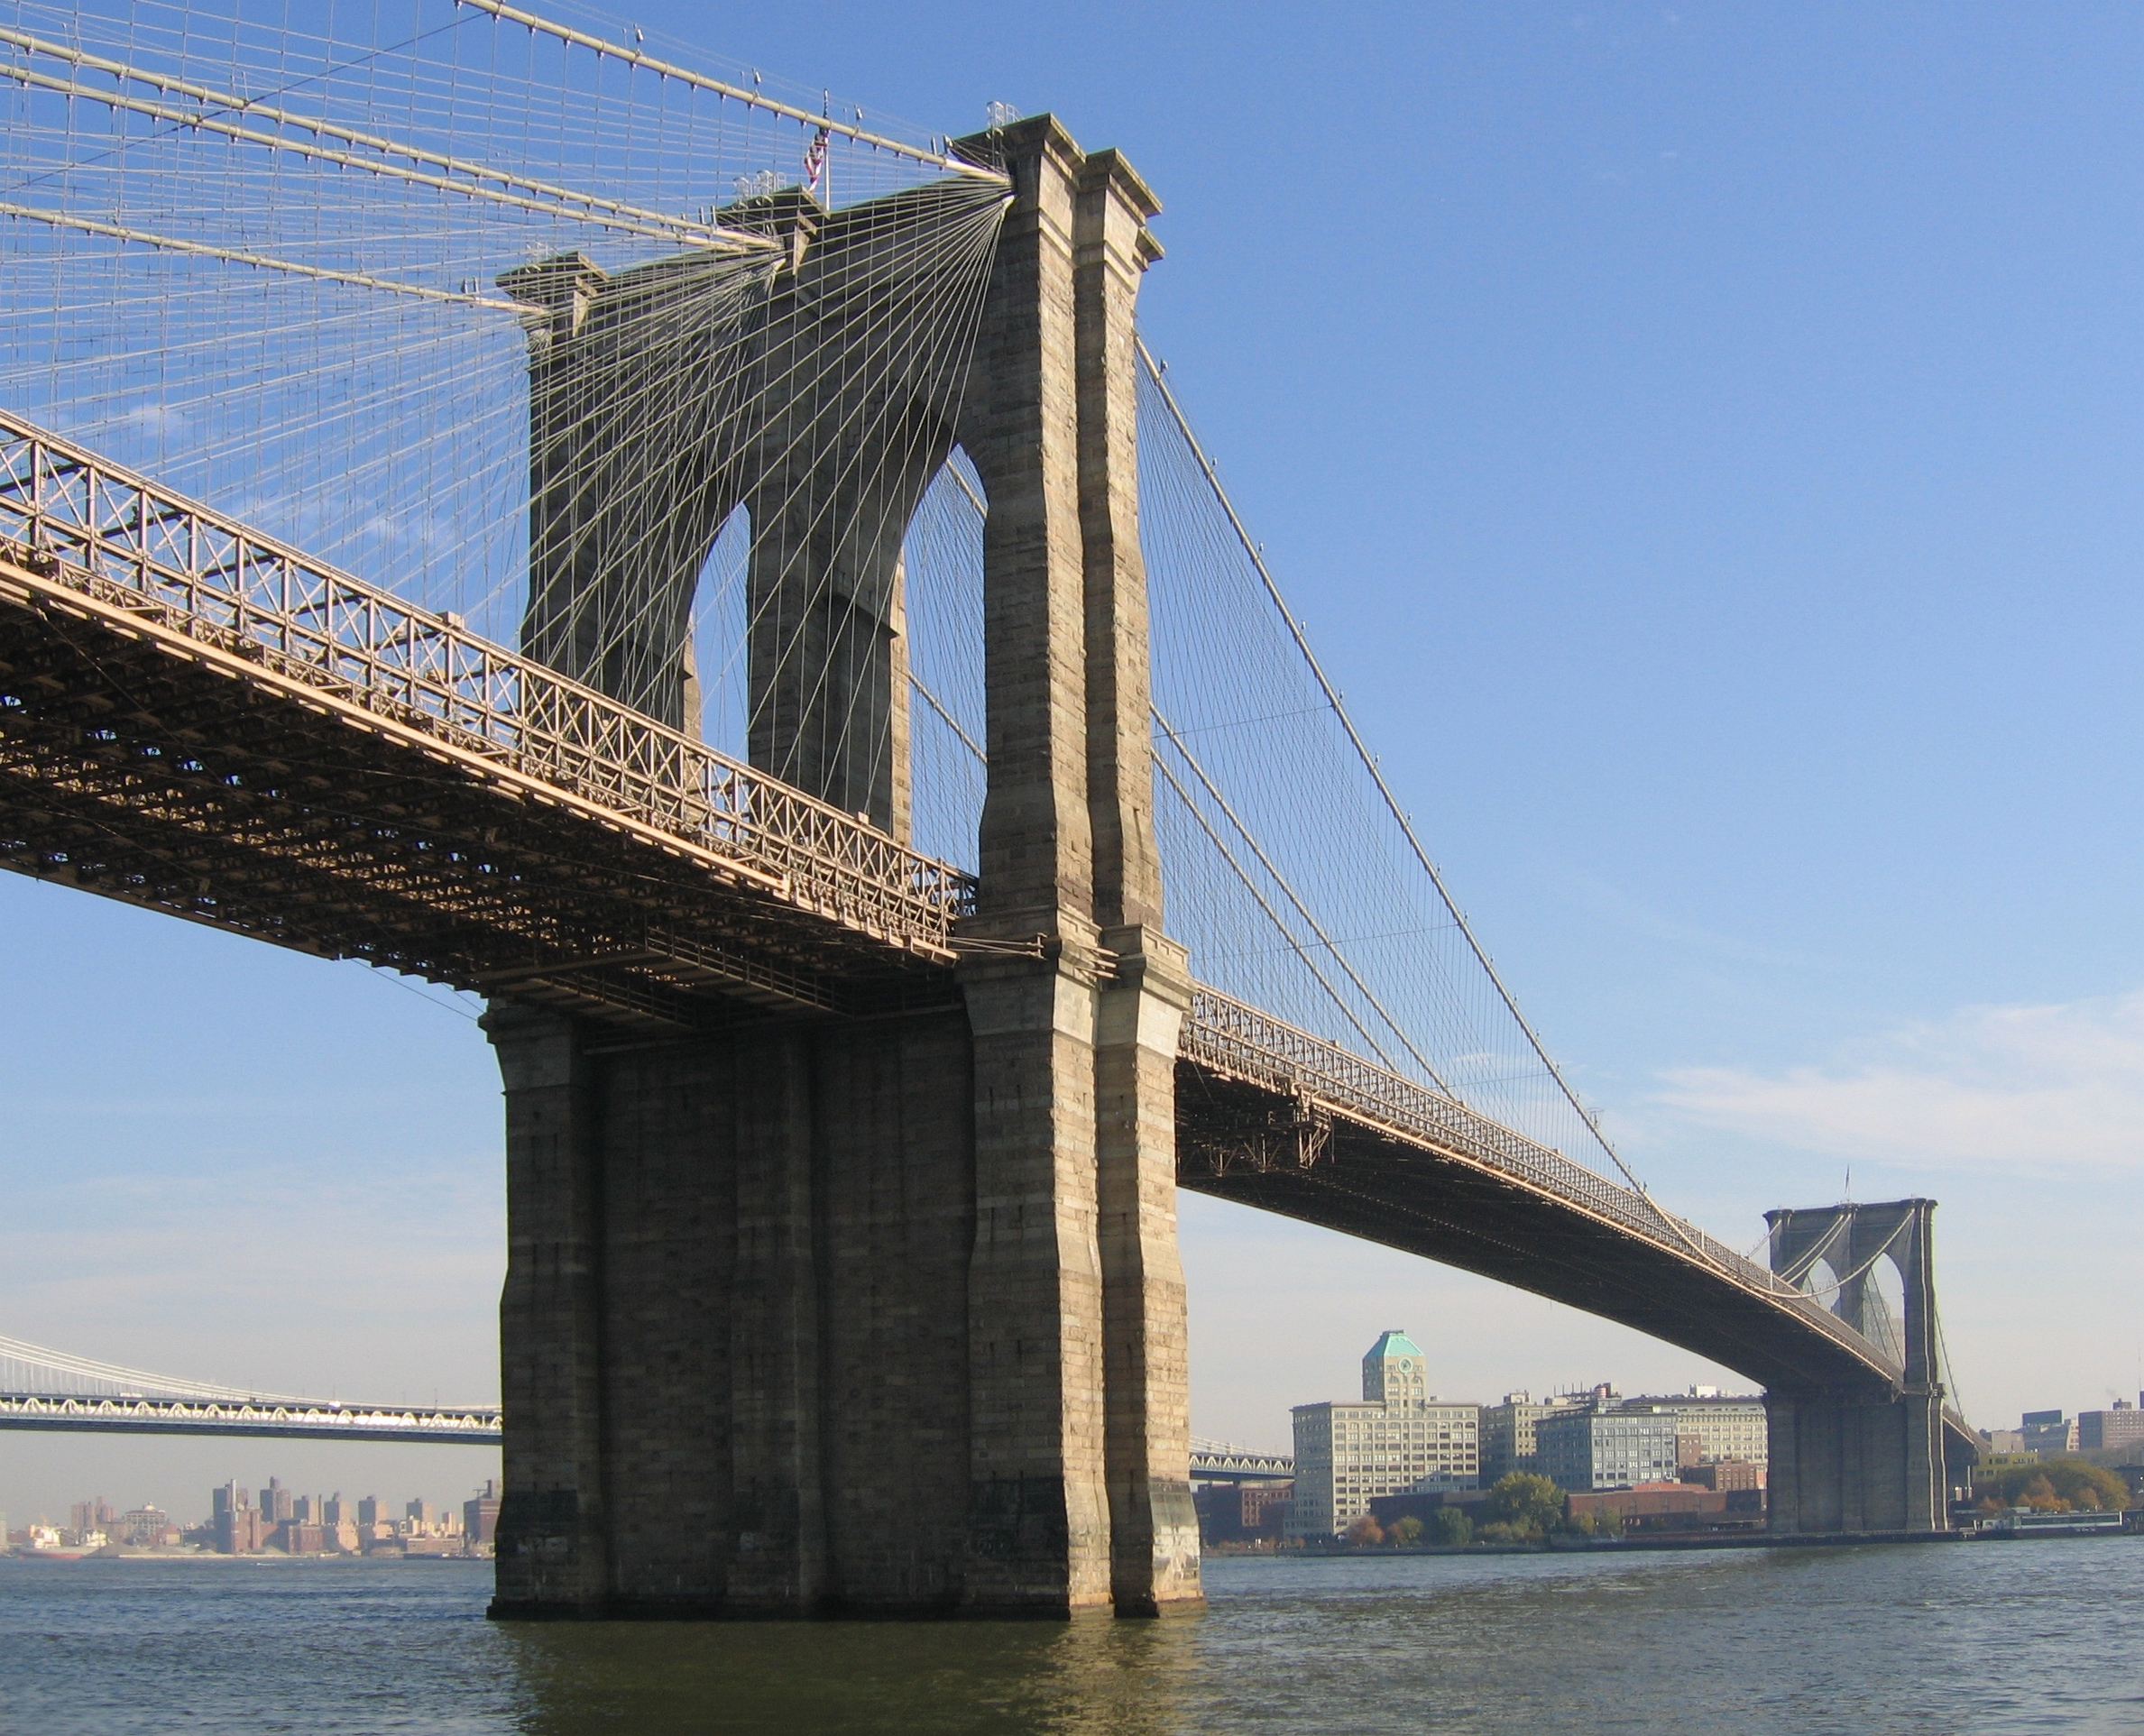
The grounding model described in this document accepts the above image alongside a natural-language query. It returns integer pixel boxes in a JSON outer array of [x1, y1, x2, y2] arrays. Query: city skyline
[[0, 1424, 499, 1532], [19, 1480, 500, 1529]]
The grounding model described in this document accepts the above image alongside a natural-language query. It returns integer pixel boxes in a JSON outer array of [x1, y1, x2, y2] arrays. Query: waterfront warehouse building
[[1625, 1392, 1769, 1468], [1286, 1332, 1481, 1538], [1480, 1392, 1588, 1482], [1536, 1403, 1682, 1493]]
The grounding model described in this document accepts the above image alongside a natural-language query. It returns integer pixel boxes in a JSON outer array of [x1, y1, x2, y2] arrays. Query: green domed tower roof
[[1362, 1330, 1429, 1404]]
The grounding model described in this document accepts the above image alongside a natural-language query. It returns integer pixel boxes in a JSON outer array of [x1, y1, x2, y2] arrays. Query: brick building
[[1193, 1482, 1293, 1545], [1567, 1481, 1766, 1532]]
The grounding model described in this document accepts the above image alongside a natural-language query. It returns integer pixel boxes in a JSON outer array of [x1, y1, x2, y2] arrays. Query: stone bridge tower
[[1764, 1198, 1964, 1534], [483, 116, 1198, 1618]]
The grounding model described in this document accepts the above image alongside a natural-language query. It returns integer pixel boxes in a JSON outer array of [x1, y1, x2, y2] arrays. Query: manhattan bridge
[[0, 0, 1972, 1615]]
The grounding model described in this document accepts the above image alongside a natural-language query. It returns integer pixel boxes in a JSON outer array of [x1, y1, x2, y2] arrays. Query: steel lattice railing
[[0, 409, 974, 956], [1183, 985, 1901, 1379]]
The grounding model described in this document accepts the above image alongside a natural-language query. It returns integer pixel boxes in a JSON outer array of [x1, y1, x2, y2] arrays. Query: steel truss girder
[[0, 409, 972, 944], [0, 575, 954, 1027]]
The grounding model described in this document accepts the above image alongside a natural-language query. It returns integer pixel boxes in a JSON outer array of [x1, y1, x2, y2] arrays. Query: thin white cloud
[[1549, 868, 1849, 974], [1654, 990, 2144, 1175]]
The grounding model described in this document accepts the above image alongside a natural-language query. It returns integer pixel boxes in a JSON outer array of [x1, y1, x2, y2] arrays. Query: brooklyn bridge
[[0, 0, 1973, 1616]]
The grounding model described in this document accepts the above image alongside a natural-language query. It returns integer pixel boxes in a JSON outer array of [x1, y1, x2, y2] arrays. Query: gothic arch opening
[[900, 447, 987, 870], [1863, 1253, 1909, 1366], [688, 502, 752, 756], [1800, 1255, 1843, 1310]]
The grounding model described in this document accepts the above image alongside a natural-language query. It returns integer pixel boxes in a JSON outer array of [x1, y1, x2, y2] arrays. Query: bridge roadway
[[0, 1392, 501, 1445], [0, 409, 1967, 1456], [1187, 1444, 1295, 1483]]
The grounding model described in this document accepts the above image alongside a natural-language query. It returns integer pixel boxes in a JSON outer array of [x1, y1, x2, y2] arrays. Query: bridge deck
[[0, 1392, 501, 1445], [0, 411, 968, 1027]]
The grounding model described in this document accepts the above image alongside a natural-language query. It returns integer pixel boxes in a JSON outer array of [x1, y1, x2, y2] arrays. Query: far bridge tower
[[1765, 1199, 1966, 1533]]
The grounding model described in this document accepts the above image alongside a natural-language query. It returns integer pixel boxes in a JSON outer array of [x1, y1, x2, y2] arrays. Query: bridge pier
[[488, 115, 1195, 1619], [487, 1003, 981, 1617], [1763, 1199, 1963, 1537], [1764, 1385, 1947, 1534]]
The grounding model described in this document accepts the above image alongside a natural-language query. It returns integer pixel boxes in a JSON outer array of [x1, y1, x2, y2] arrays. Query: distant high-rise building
[[464, 1482, 502, 1549], [1623, 1392, 1767, 1468], [2077, 1402, 2144, 1454], [406, 1499, 437, 1530], [67, 1497, 117, 1539], [322, 1493, 348, 1526], [1480, 1392, 1589, 1482], [215, 1497, 265, 1554], [117, 1507, 177, 1547], [2020, 1412, 2078, 1455], [357, 1496, 384, 1529], [260, 1479, 295, 1523], [1285, 1331, 1481, 1539], [1361, 1332, 1429, 1408]]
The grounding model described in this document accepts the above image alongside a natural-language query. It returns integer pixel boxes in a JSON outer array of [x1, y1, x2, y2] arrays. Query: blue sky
[[4, 1, 2140, 1511]]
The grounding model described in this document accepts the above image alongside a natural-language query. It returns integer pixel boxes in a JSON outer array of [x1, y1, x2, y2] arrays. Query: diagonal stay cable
[[1134, 335, 1650, 1192], [459, 0, 1008, 183], [0, 199, 524, 308], [0, 48, 772, 251], [1152, 701, 1454, 1096], [909, 669, 985, 764], [1150, 749, 1414, 1079]]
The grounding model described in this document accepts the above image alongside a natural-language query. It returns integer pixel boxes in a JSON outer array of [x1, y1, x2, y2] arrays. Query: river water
[[2, 1542, 2137, 1734]]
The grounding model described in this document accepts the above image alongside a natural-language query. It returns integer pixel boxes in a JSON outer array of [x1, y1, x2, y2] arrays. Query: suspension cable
[[457, 0, 1008, 183], [1135, 335, 1643, 1190]]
